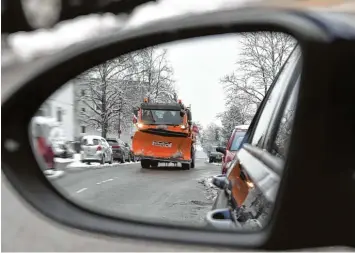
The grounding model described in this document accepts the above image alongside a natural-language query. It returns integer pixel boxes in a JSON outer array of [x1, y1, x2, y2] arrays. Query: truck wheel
[[209, 158, 213, 163], [182, 163, 191, 170], [150, 161, 158, 167], [141, 159, 150, 169]]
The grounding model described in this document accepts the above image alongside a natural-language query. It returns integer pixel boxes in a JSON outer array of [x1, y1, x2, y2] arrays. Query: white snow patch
[[44, 169, 65, 179], [66, 160, 140, 170], [54, 157, 75, 163], [205, 160, 222, 166], [198, 176, 218, 202]]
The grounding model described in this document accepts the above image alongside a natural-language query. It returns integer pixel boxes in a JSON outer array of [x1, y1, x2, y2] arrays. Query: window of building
[[81, 126, 86, 133], [81, 89, 85, 96], [57, 107, 62, 122]]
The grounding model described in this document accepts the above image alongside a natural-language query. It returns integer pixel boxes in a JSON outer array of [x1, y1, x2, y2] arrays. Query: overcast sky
[[162, 35, 241, 127]]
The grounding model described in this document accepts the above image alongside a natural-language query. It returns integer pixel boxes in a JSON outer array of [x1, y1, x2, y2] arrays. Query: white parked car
[[80, 135, 113, 165]]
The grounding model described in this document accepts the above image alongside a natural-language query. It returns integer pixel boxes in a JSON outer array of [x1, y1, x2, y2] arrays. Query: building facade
[[36, 82, 76, 141]]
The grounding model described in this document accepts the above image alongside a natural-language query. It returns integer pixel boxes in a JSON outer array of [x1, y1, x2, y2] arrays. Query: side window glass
[[272, 81, 299, 159], [251, 47, 300, 147]]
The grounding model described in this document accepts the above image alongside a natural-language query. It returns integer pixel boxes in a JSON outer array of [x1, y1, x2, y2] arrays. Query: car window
[[93, 139, 100, 145], [272, 81, 299, 159], [230, 131, 247, 151], [251, 47, 301, 147], [107, 140, 118, 145]]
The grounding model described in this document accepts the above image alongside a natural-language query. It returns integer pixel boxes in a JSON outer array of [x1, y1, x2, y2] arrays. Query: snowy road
[[53, 159, 221, 226]]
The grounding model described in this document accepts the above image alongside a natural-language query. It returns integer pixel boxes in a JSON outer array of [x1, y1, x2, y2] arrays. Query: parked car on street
[[124, 142, 136, 162], [217, 125, 249, 174], [106, 138, 130, 163], [80, 135, 113, 165], [208, 45, 301, 230], [208, 146, 223, 163]]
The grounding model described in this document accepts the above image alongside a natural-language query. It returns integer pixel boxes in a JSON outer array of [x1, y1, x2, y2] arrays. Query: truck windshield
[[142, 110, 182, 125], [230, 131, 246, 151]]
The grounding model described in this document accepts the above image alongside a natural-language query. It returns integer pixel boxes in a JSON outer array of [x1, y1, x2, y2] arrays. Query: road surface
[[52, 158, 221, 226]]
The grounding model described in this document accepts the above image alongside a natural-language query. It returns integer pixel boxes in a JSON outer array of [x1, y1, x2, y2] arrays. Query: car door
[[230, 46, 302, 228]]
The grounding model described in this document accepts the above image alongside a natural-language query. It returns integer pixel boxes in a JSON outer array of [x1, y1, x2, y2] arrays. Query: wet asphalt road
[[53, 159, 220, 226]]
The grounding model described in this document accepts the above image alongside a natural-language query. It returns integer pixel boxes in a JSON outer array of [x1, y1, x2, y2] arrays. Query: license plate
[[152, 141, 172, 148]]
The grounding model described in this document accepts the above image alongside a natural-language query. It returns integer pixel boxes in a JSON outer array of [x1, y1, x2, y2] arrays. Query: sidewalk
[[54, 153, 139, 174]]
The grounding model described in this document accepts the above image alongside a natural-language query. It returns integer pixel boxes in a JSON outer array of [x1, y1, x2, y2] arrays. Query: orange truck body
[[132, 100, 196, 165]]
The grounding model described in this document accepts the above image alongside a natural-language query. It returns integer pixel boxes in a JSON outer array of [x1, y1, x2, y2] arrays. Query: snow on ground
[[54, 157, 75, 163], [198, 176, 218, 202], [44, 169, 65, 180], [205, 159, 222, 167], [65, 153, 139, 170]]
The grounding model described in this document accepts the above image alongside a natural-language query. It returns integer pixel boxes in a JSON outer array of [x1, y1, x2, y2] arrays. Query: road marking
[[96, 178, 114, 185], [76, 188, 87, 194]]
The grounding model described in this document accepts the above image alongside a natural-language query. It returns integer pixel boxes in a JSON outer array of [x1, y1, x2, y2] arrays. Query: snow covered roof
[[82, 135, 103, 140], [235, 124, 249, 130], [31, 116, 59, 127]]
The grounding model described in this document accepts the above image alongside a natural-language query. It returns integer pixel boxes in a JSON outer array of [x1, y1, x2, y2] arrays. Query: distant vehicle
[[124, 142, 136, 162], [80, 135, 113, 165], [208, 146, 223, 163], [106, 138, 130, 163], [132, 98, 198, 170], [218, 125, 249, 174]]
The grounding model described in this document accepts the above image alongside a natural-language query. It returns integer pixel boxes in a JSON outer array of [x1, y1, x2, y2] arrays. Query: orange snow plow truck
[[132, 98, 198, 170]]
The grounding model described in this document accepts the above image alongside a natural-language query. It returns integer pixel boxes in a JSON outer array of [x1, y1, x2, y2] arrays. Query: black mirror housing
[[3, 5, 353, 251], [216, 147, 226, 155]]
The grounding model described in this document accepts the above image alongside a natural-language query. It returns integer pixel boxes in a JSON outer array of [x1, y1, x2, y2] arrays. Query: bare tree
[[200, 123, 223, 153], [217, 32, 296, 141], [76, 55, 137, 138], [76, 46, 178, 139], [222, 32, 296, 107], [137, 46, 177, 103]]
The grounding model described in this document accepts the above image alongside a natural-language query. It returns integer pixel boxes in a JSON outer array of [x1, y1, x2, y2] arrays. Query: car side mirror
[[216, 147, 226, 155], [180, 110, 185, 117]]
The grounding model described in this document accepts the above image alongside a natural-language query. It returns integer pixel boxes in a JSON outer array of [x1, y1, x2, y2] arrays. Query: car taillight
[[112, 145, 120, 149], [97, 146, 102, 151]]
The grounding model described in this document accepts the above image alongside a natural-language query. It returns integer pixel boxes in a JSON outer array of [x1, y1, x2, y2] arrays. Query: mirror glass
[[29, 32, 299, 231]]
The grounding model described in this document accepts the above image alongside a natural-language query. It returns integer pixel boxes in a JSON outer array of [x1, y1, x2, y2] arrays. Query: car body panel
[[221, 125, 249, 174], [106, 138, 126, 161]]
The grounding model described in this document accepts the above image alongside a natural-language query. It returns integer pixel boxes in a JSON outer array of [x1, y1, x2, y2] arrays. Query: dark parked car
[[106, 138, 130, 163], [216, 125, 249, 174], [124, 142, 136, 162], [208, 146, 223, 163]]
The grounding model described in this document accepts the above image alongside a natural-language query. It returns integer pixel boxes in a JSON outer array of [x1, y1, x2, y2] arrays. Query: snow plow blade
[[132, 131, 192, 162]]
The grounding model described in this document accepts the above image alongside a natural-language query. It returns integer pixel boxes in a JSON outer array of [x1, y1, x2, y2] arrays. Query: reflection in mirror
[[29, 32, 299, 231]]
